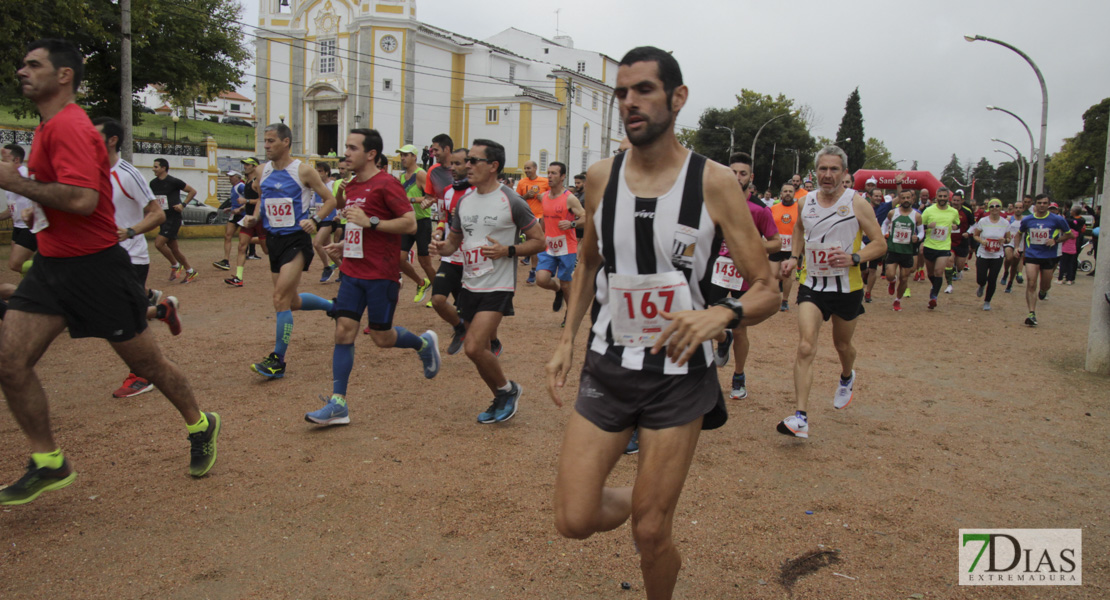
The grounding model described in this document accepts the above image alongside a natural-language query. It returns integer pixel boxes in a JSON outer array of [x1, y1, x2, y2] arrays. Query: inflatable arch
[[850, 170, 943, 198]]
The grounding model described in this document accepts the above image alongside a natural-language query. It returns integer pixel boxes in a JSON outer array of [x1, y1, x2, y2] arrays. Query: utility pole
[[121, 0, 133, 161], [562, 76, 572, 163], [1085, 111, 1110, 375]]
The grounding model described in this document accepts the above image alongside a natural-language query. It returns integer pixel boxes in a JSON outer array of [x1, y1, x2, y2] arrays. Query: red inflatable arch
[[851, 170, 943, 198]]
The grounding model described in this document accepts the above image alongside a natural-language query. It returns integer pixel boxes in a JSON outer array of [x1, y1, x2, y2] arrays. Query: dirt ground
[[0, 237, 1107, 599]]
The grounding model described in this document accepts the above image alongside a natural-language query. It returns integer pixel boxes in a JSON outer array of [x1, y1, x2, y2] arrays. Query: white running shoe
[[944, 284, 953, 294], [834, 370, 855, 409], [776, 414, 809, 438]]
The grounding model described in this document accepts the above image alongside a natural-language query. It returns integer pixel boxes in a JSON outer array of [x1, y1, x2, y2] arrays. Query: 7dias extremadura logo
[[959, 529, 1081, 586]]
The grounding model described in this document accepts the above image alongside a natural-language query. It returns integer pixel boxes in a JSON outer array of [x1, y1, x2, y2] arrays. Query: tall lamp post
[[993, 149, 1024, 207], [172, 114, 179, 152], [715, 125, 735, 161], [965, 34, 1047, 194], [992, 138, 1027, 198], [987, 106, 1036, 196], [750, 112, 795, 163]]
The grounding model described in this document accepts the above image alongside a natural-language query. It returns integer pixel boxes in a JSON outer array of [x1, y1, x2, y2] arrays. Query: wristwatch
[[126, 227, 136, 239], [851, 253, 861, 266], [713, 297, 744, 330], [311, 215, 321, 225], [369, 216, 380, 230], [507, 245, 516, 258]]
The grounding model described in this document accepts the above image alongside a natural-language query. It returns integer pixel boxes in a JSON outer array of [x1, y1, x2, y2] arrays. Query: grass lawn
[[0, 106, 255, 149]]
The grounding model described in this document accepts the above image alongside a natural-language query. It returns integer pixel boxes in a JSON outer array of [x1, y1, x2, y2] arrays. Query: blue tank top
[[259, 159, 314, 235]]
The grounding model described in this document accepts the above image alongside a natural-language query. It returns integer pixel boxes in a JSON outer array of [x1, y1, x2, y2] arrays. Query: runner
[[545, 47, 778, 600], [0, 39, 219, 505], [920, 187, 960, 310], [311, 161, 340, 283], [770, 182, 799, 311], [1019, 194, 1071, 326], [239, 123, 338, 378], [862, 187, 892, 303], [225, 157, 266, 287], [535, 161, 585, 323], [150, 158, 199, 283], [304, 128, 441, 426], [1002, 195, 1034, 293], [429, 139, 544, 423], [396, 144, 435, 302], [776, 145, 885, 439], [945, 190, 974, 293], [430, 148, 473, 355], [213, 169, 245, 271], [92, 116, 185, 398], [969, 198, 1011, 310], [912, 189, 930, 283], [515, 160, 549, 285], [709, 152, 779, 402], [880, 189, 923, 312], [416, 134, 457, 307], [1, 144, 36, 275]]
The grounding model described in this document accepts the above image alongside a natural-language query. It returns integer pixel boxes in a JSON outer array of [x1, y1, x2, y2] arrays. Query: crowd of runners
[[0, 38, 1104, 600]]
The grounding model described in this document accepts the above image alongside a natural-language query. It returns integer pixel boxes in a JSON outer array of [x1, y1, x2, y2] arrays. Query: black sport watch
[[369, 216, 380, 230], [851, 253, 861, 266], [713, 297, 744, 330]]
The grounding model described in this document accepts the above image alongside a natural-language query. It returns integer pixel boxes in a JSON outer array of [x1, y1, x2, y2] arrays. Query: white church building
[[256, 0, 624, 175]]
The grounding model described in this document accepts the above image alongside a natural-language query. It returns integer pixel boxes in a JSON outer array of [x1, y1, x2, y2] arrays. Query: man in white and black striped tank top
[[775, 146, 886, 440], [545, 47, 780, 600]]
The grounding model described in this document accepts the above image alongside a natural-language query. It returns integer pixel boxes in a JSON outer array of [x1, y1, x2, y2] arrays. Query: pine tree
[[835, 88, 866, 172], [940, 154, 966, 191]]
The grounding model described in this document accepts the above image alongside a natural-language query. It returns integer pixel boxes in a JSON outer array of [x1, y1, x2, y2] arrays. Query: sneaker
[[903, 288, 911, 298], [714, 330, 733, 368], [776, 415, 809, 439], [944, 284, 953, 294], [305, 395, 350, 426], [181, 269, 199, 284], [413, 278, 431, 303], [494, 381, 522, 423], [834, 370, 855, 409], [953, 271, 962, 281], [168, 265, 181, 281], [976, 284, 985, 298], [0, 458, 77, 506], [928, 297, 937, 310], [983, 302, 992, 311], [893, 299, 902, 312], [780, 301, 789, 312], [418, 330, 441, 379], [1025, 312, 1037, 327], [250, 352, 286, 379], [425, 301, 433, 308], [148, 288, 164, 307], [1016, 273, 1024, 284], [729, 374, 748, 400], [477, 397, 503, 424], [888, 280, 896, 296], [159, 296, 182, 336], [552, 290, 564, 312], [519, 256, 530, 266], [112, 374, 154, 398], [1038, 290, 1047, 301], [212, 259, 230, 271], [526, 270, 536, 285], [320, 265, 334, 283], [624, 429, 640, 455], [363, 326, 372, 335], [490, 339, 503, 357], [224, 276, 243, 287], [187, 412, 220, 477], [1004, 285, 1012, 294], [864, 292, 872, 303], [246, 254, 262, 260], [447, 326, 466, 356]]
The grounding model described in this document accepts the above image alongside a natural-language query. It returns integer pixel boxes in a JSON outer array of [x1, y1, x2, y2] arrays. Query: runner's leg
[[463, 310, 507, 392], [554, 412, 634, 539], [792, 302, 824, 414], [0, 311, 68, 453]]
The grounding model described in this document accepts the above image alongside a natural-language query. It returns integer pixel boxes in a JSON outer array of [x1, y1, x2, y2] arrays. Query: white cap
[[865, 177, 878, 185], [227, 170, 242, 177]]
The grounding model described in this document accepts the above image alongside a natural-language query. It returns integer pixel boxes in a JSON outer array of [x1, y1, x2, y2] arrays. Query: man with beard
[[862, 187, 892, 303], [945, 190, 974, 293], [881, 189, 923, 311], [920, 187, 960, 309], [430, 148, 473, 355]]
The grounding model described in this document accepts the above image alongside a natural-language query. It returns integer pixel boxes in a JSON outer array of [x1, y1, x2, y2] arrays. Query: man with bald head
[[516, 160, 549, 284]]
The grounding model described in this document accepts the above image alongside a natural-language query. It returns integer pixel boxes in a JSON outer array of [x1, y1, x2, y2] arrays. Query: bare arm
[[344, 206, 416, 235], [118, 200, 166, 241], [0, 161, 97, 215], [298, 162, 337, 233], [852, 195, 887, 262], [558, 194, 586, 230], [182, 184, 197, 204]]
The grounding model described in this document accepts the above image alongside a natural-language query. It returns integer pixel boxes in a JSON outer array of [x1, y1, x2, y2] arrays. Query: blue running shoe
[[624, 429, 639, 455], [525, 269, 536, 285], [305, 395, 350, 426], [250, 352, 286, 379], [477, 397, 502, 424], [494, 381, 522, 423], [418, 330, 441, 379], [320, 265, 334, 283]]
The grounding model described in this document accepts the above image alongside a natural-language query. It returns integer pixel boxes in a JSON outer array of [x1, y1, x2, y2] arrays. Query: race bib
[[155, 195, 169, 211], [265, 198, 295, 228], [462, 241, 494, 279], [930, 225, 949, 241], [30, 202, 49, 234], [608, 271, 693, 347], [343, 223, 364, 258], [780, 233, 793, 252], [982, 238, 1003, 253], [892, 222, 913, 244], [805, 240, 848, 278], [546, 235, 569, 257], [1029, 228, 1052, 245], [710, 256, 745, 290]]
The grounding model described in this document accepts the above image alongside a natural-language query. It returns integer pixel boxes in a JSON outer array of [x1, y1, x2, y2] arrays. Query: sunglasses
[[465, 157, 492, 165]]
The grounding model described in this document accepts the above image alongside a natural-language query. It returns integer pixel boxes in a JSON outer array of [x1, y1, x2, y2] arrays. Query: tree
[[688, 89, 816, 192], [940, 154, 966, 191], [834, 88, 866, 172], [1045, 97, 1109, 200], [0, 0, 250, 122], [993, 159, 1022, 205], [969, 157, 997, 200], [861, 137, 896, 170]]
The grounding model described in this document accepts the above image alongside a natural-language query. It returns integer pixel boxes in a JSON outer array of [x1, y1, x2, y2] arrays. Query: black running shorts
[[796, 284, 864, 322], [9, 245, 148, 342], [885, 252, 915, 269], [456, 289, 513, 322], [11, 227, 37, 252], [574, 350, 727, 432], [432, 261, 463, 302], [401, 218, 433, 256], [158, 218, 182, 240], [922, 247, 951, 263], [953, 238, 971, 258], [266, 230, 314, 274], [1024, 256, 1059, 270]]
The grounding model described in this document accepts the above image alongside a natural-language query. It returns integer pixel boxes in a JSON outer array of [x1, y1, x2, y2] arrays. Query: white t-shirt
[[971, 216, 1009, 259], [110, 158, 157, 265], [4, 165, 31, 228], [448, 184, 537, 292]]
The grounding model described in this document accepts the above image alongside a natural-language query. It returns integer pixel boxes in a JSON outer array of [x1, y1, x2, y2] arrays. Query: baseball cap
[[953, 189, 964, 197], [397, 144, 418, 155], [865, 177, 878, 184], [227, 170, 242, 177], [240, 157, 260, 166], [1050, 202, 1060, 209]]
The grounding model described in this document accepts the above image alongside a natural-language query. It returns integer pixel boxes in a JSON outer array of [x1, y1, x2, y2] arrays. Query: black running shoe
[[188, 412, 221, 477], [447, 325, 466, 355], [0, 459, 77, 506], [251, 353, 286, 379], [552, 290, 564, 312], [490, 339, 503, 357], [1025, 312, 1038, 327], [212, 259, 231, 271]]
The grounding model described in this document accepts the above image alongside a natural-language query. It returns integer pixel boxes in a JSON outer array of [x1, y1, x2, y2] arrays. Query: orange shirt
[[793, 188, 809, 200], [516, 176, 549, 219], [771, 201, 800, 253], [541, 189, 578, 255]]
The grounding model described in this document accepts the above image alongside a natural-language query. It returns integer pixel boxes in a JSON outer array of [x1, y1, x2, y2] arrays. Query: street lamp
[[993, 148, 1024, 207], [965, 34, 1048, 194], [987, 106, 1036, 195], [715, 125, 735, 160], [750, 112, 795, 163], [992, 138, 1027, 198], [172, 114, 179, 151], [279, 114, 286, 124]]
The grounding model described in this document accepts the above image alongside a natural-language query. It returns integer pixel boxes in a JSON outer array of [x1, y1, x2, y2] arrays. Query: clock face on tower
[[380, 35, 398, 53]]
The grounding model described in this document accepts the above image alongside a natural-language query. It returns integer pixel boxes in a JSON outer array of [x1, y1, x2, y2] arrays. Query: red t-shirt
[[339, 170, 414, 281], [26, 103, 117, 257]]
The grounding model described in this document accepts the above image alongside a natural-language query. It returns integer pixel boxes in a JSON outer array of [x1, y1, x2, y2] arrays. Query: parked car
[[222, 117, 254, 127], [182, 199, 226, 225]]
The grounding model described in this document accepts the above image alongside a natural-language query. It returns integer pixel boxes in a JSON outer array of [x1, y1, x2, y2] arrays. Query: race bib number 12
[[805, 241, 848, 277]]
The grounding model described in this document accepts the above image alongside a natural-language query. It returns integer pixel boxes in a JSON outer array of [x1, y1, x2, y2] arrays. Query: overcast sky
[[243, 0, 1109, 176]]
